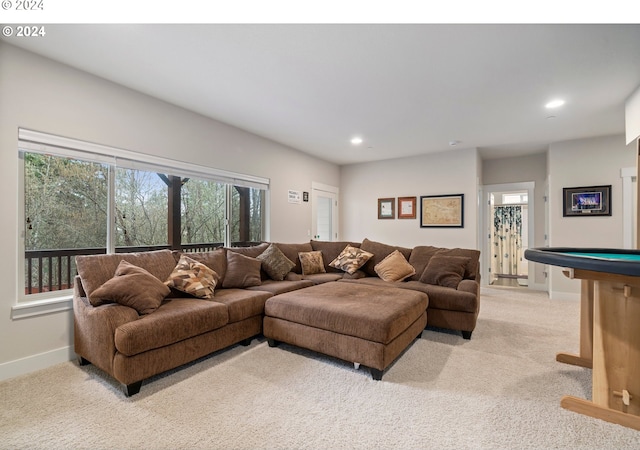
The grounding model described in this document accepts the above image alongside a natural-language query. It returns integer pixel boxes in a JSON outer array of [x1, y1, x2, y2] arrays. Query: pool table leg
[[556, 276, 593, 369]]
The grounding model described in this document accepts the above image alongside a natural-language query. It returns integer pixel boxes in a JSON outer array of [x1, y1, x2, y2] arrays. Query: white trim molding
[[0, 346, 75, 382]]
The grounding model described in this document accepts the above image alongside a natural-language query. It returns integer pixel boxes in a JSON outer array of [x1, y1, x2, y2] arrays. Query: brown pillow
[[222, 251, 262, 288], [420, 255, 471, 288], [298, 251, 326, 275], [257, 243, 296, 281], [329, 245, 373, 275], [374, 250, 416, 282], [165, 255, 218, 299], [89, 260, 170, 314]]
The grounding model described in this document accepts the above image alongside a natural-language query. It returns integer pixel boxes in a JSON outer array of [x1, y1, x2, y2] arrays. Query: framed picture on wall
[[562, 185, 611, 217], [397, 197, 417, 219], [420, 194, 464, 227], [378, 198, 395, 219]]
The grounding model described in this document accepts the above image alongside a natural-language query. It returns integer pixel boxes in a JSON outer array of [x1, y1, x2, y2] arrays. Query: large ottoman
[[263, 282, 428, 379]]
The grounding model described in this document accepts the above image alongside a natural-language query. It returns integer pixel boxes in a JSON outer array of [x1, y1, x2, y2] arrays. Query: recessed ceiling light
[[350, 137, 363, 145], [545, 99, 565, 109], [449, 140, 460, 147]]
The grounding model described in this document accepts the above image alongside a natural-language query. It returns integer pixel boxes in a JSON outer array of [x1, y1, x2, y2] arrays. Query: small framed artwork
[[378, 198, 395, 219], [563, 185, 611, 217], [420, 194, 464, 228], [397, 197, 417, 219]]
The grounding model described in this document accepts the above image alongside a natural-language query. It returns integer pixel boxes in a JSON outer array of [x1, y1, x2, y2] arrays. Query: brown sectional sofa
[[73, 239, 480, 396]]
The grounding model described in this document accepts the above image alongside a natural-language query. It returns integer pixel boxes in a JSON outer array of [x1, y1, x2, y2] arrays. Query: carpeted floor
[[1, 286, 639, 449]]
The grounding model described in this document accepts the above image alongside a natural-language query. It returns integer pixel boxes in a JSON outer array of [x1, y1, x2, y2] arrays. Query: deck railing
[[24, 242, 259, 295]]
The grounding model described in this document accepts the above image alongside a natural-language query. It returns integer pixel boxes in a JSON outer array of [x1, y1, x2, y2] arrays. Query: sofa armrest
[[457, 279, 479, 296], [73, 277, 139, 376]]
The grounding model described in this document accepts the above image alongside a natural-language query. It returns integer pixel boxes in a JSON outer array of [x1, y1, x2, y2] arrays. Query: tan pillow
[[165, 255, 218, 299], [329, 245, 374, 275], [360, 238, 413, 277], [420, 255, 471, 288], [298, 251, 326, 275], [89, 260, 170, 315], [222, 251, 262, 288], [257, 243, 296, 281], [374, 250, 416, 282]]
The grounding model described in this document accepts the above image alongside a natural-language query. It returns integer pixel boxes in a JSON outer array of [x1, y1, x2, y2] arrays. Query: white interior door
[[311, 183, 339, 241]]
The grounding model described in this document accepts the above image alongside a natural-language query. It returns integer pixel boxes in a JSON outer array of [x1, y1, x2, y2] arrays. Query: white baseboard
[[0, 346, 75, 382]]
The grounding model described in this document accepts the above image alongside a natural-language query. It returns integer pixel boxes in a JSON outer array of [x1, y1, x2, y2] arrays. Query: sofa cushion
[[114, 298, 229, 356], [89, 260, 170, 314], [298, 251, 326, 275], [420, 255, 471, 288], [165, 255, 218, 299], [257, 243, 296, 281], [408, 246, 442, 281], [374, 250, 416, 282], [274, 242, 313, 274], [211, 288, 272, 323], [76, 249, 177, 300], [247, 279, 315, 296], [403, 281, 478, 313], [222, 251, 262, 288], [302, 272, 344, 284], [329, 245, 373, 275], [360, 238, 412, 277], [175, 248, 226, 284], [311, 240, 361, 273]]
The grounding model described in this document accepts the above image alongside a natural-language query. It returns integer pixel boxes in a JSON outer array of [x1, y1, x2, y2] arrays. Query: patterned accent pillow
[[374, 250, 416, 282], [329, 245, 374, 275], [257, 243, 296, 281], [90, 260, 170, 315], [165, 255, 218, 299], [298, 251, 326, 275]]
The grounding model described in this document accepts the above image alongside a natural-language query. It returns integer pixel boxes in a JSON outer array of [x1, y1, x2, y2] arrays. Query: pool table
[[525, 247, 640, 430]]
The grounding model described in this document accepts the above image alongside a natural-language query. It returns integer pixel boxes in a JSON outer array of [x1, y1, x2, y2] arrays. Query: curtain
[[491, 205, 523, 276]]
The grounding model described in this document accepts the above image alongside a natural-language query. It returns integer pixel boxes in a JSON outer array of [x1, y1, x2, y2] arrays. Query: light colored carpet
[[2, 287, 639, 449]]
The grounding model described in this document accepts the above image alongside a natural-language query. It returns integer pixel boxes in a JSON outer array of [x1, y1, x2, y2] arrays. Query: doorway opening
[[483, 182, 535, 288]]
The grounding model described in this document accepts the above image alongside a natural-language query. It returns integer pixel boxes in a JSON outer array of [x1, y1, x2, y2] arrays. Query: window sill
[[11, 295, 73, 320]]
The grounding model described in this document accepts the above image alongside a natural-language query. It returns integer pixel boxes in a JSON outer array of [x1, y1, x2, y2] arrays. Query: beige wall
[[340, 147, 480, 249], [548, 134, 636, 298], [0, 42, 340, 376]]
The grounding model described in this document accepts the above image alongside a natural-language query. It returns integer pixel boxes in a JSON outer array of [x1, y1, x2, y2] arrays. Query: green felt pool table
[[525, 247, 640, 430]]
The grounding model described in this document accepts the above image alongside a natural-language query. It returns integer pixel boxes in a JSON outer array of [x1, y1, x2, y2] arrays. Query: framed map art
[[420, 194, 464, 228]]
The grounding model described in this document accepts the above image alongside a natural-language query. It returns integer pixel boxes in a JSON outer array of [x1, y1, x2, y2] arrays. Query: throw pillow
[[298, 251, 326, 275], [374, 250, 416, 282], [360, 238, 412, 277], [257, 243, 296, 281], [420, 255, 471, 289], [329, 245, 374, 275], [89, 260, 170, 315], [222, 251, 262, 288], [165, 255, 218, 299]]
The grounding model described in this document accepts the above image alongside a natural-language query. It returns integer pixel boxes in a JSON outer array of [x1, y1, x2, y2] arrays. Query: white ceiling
[[3, 24, 640, 165]]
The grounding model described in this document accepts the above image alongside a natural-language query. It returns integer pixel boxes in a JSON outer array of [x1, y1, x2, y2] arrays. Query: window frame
[[16, 129, 269, 314]]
